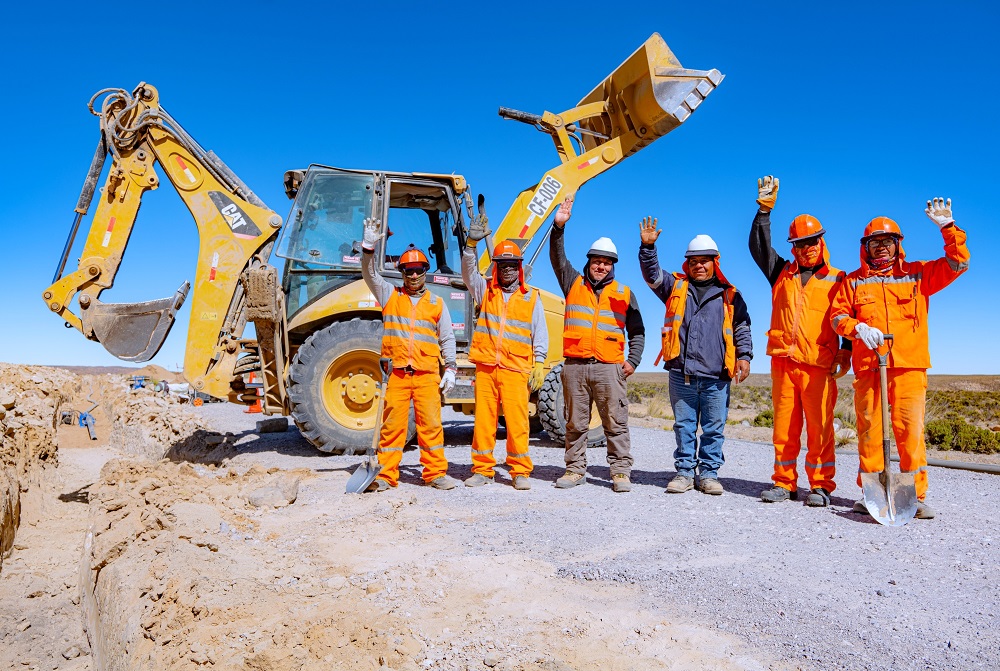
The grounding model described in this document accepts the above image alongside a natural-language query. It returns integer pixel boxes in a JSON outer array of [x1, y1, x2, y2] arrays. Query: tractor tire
[[288, 318, 414, 454], [536, 362, 607, 448]]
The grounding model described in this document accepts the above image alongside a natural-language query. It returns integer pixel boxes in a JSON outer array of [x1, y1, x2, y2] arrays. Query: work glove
[[854, 322, 884, 350], [361, 217, 384, 251], [528, 362, 545, 391], [466, 213, 490, 247], [757, 175, 779, 211], [831, 349, 852, 379], [925, 197, 954, 228], [439, 368, 456, 395]]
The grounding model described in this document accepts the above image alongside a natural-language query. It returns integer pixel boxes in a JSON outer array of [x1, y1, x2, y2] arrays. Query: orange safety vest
[[380, 289, 442, 372], [660, 273, 736, 377], [563, 276, 630, 364], [469, 285, 538, 372], [767, 262, 845, 369]]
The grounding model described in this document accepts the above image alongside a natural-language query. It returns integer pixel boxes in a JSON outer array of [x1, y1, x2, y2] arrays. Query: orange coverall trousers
[[375, 369, 448, 487], [854, 368, 928, 500], [471, 365, 533, 478], [770, 356, 838, 492]]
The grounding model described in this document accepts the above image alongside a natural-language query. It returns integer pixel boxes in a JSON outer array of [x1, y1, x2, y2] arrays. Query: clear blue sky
[[3, 2, 996, 374]]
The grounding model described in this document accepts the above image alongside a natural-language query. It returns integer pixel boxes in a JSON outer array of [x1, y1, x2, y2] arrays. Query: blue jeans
[[668, 371, 731, 480]]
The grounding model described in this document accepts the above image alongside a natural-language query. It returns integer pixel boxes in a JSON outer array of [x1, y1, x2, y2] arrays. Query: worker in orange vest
[[831, 198, 969, 520], [461, 208, 549, 490], [549, 197, 645, 493], [749, 176, 852, 508], [361, 217, 461, 492]]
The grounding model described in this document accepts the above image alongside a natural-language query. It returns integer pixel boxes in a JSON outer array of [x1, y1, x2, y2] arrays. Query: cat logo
[[208, 192, 262, 240]]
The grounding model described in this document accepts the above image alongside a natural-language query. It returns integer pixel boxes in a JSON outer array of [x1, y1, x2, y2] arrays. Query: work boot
[[464, 473, 494, 487], [428, 475, 460, 490], [612, 474, 632, 493], [852, 499, 870, 515], [512, 476, 531, 491], [555, 471, 586, 488], [665, 474, 694, 494], [761, 486, 796, 503], [697, 478, 724, 496], [366, 479, 391, 493], [915, 500, 936, 519], [805, 488, 831, 508]]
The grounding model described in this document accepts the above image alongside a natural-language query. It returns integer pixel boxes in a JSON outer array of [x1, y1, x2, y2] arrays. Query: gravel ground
[[198, 404, 999, 671]]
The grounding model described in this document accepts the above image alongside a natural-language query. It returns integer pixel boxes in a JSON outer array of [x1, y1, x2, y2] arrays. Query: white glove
[[925, 197, 954, 228], [854, 322, 885, 350], [361, 217, 384, 251], [439, 369, 456, 395]]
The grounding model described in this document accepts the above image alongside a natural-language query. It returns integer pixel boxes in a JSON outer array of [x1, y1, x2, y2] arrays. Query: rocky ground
[[1, 368, 997, 671]]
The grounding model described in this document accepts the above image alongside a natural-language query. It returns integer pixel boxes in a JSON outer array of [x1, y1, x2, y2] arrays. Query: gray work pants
[[562, 359, 633, 476]]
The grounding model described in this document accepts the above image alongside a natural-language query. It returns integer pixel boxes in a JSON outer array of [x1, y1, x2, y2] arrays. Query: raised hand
[[639, 216, 661, 245], [553, 196, 574, 228], [361, 217, 384, 251], [757, 175, 780, 211], [925, 197, 954, 228]]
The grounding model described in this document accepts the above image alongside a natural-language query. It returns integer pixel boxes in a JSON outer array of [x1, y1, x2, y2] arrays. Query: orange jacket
[[563, 276, 630, 364], [768, 240, 846, 369], [660, 272, 737, 378], [381, 289, 443, 372], [831, 224, 969, 372], [470, 285, 539, 372]]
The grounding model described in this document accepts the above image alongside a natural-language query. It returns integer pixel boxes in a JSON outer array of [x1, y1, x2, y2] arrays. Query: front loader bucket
[[576, 32, 724, 158], [860, 470, 918, 527], [81, 282, 190, 363]]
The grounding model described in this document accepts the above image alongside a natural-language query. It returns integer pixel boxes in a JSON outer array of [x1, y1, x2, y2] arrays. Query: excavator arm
[[480, 33, 724, 271], [42, 83, 285, 404]]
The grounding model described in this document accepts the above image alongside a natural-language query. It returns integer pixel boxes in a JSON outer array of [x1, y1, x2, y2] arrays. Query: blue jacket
[[639, 243, 753, 380]]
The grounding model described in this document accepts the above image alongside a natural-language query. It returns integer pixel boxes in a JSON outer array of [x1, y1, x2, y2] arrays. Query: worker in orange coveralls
[[361, 217, 461, 492], [461, 206, 548, 490], [831, 197, 969, 519], [749, 176, 852, 508]]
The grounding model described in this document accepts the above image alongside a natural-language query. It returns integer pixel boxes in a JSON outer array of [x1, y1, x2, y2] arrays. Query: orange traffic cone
[[245, 372, 263, 414]]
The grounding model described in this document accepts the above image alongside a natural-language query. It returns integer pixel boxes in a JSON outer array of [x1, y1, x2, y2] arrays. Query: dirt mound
[[131, 364, 186, 384]]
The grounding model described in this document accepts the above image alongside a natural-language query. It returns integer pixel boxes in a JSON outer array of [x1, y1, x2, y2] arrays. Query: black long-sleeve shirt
[[549, 225, 645, 369]]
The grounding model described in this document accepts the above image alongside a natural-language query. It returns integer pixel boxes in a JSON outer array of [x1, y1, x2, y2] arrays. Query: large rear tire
[[536, 362, 607, 448], [288, 318, 414, 454]]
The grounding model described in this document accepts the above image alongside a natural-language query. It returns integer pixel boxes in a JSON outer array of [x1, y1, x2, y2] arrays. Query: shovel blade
[[83, 282, 190, 362], [345, 455, 382, 494], [860, 471, 918, 527]]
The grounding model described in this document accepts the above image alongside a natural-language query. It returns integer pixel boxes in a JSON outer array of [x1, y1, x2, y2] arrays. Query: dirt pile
[[0, 364, 73, 572]]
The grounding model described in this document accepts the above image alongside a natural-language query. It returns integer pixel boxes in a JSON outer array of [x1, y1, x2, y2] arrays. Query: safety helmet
[[787, 214, 825, 243], [586, 237, 618, 262], [397, 245, 430, 270], [861, 216, 904, 243], [684, 234, 720, 258], [491, 239, 524, 262]]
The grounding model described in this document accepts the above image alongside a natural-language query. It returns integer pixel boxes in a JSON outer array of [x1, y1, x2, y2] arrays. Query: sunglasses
[[401, 265, 426, 276], [792, 237, 821, 249], [496, 262, 519, 270], [866, 237, 898, 250]]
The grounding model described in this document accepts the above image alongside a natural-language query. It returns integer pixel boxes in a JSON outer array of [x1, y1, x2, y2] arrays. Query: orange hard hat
[[787, 214, 825, 243], [861, 216, 904, 243], [491, 239, 524, 261], [398, 245, 430, 269]]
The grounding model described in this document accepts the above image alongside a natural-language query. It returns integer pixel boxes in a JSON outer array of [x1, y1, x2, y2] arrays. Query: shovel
[[345, 358, 392, 494], [860, 335, 918, 526]]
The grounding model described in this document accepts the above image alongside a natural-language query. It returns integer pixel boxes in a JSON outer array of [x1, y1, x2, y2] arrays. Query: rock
[[256, 417, 288, 433], [205, 434, 226, 446], [62, 646, 82, 660], [837, 428, 858, 440], [17, 620, 31, 631], [833, 418, 843, 430], [484, 652, 500, 667], [740, 420, 751, 427], [366, 582, 384, 594], [247, 486, 289, 508], [0, 392, 15, 409]]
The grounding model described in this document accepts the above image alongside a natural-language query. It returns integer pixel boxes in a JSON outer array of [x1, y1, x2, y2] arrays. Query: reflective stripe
[[597, 322, 624, 333], [565, 305, 595, 316], [600, 309, 626, 322], [419, 445, 444, 452], [806, 461, 836, 469], [504, 332, 533, 345], [377, 447, 404, 453], [774, 458, 797, 466], [414, 319, 438, 331], [813, 274, 840, 284], [472, 448, 494, 455], [412, 332, 439, 345], [383, 314, 410, 326], [506, 450, 530, 458], [384, 325, 414, 338], [565, 317, 594, 329], [505, 317, 532, 330], [948, 258, 969, 272], [854, 273, 922, 285], [832, 315, 846, 327]]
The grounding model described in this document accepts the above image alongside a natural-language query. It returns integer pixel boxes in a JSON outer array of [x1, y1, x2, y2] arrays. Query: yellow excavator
[[42, 33, 723, 454]]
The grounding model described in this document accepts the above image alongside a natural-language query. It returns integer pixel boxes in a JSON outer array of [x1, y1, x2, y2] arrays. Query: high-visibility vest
[[660, 273, 736, 377], [767, 262, 845, 369], [469, 285, 538, 372], [380, 289, 442, 372], [563, 277, 630, 364]]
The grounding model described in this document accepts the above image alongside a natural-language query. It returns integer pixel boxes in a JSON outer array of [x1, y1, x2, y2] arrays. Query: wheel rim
[[321, 349, 381, 430]]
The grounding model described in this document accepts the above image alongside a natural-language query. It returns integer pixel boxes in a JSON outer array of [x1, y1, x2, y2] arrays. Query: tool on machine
[[345, 358, 391, 494], [860, 335, 919, 526]]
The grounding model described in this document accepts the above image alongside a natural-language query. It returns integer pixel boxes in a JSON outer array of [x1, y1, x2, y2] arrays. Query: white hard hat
[[685, 234, 719, 258], [587, 237, 619, 262]]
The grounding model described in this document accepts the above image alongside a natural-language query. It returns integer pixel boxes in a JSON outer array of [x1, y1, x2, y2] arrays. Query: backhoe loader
[[42, 33, 723, 454]]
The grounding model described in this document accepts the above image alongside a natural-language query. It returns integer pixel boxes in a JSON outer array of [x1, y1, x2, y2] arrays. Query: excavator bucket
[[81, 282, 190, 363], [575, 32, 724, 158]]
